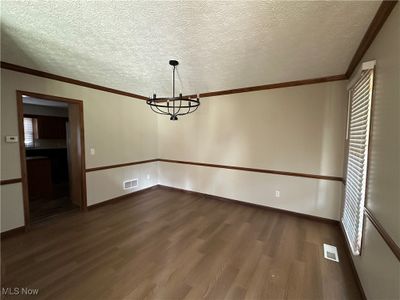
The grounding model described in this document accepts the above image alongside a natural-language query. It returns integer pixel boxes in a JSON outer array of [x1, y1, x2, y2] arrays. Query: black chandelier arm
[[148, 104, 199, 109], [154, 106, 169, 115], [155, 105, 171, 115], [150, 106, 167, 115], [177, 109, 191, 117], [186, 98, 200, 115], [167, 100, 172, 116], [148, 99, 200, 118], [174, 97, 183, 116], [175, 103, 200, 117], [148, 97, 199, 104], [149, 103, 169, 115], [150, 98, 170, 103], [147, 100, 168, 113], [148, 96, 198, 103], [145, 100, 200, 110], [189, 104, 199, 115], [148, 99, 199, 116], [183, 101, 192, 116], [187, 104, 200, 115]]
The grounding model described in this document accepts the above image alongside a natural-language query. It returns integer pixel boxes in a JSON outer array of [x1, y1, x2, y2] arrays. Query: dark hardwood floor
[[29, 196, 79, 224], [1, 186, 361, 299]]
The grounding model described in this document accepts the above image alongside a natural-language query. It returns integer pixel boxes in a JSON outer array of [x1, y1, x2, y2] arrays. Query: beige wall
[[1, 184, 24, 232], [159, 162, 343, 220], [1, 69, 348, 232], [347, 5, 400, 299], [158, 80, 348, 220], [86, 162, 158, 206], [1, 69, 158, 232]]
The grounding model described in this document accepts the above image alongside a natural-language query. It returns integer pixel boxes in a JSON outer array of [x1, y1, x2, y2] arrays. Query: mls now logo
[[1, 287, 39, 296]]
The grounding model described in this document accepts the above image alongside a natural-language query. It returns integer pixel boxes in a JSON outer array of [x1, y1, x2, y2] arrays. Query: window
[[23, 117, 38, 146], [24, 117, 34, 146], [342, 67, 374, 255]]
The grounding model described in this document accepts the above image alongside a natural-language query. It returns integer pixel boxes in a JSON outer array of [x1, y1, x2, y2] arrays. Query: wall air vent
[[123, 179, 138, 189], [323, 243, 339, 262]]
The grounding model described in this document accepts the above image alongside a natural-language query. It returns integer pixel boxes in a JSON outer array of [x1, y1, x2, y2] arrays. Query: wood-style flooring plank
[[1, 187, 361, 300]]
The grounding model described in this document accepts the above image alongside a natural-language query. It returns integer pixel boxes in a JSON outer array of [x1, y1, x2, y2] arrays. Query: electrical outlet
[[90, 148, 95, 155], [275, 190, 280, 197], [147, 174, 151, 180]]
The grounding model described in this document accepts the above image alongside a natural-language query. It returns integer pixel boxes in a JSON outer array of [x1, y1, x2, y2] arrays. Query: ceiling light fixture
[[147, 60, 200, 120]]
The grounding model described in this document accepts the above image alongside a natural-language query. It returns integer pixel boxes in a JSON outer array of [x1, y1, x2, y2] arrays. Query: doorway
[[16, 91, 86, 227]]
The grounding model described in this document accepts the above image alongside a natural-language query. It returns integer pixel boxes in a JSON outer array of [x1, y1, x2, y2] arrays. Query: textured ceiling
[[1, 1, 380, 96]]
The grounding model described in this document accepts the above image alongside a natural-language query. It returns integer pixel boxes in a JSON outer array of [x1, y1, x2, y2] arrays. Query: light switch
[[90, 148, 95, 155], [5, 136, 18, 143]]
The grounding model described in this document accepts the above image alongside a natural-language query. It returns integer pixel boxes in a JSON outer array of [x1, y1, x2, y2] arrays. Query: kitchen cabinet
[[36, 116, 68, 139], [26, 148, 69, 183], [26, 156, 53, 200]]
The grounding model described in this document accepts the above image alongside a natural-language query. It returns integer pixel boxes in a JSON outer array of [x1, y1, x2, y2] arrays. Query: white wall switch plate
[[275, 190, 280, 197], [90, 148, 95, 155], [5, 136, 18, 143]]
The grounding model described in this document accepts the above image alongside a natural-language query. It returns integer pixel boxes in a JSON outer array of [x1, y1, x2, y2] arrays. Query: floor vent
[[323, 243, 339, 262], [123, 179, 138, 189]]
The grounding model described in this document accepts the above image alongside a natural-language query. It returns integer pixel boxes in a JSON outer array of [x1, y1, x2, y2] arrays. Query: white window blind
[[24, 117, 34, 146], [342, 68, 374, 255]]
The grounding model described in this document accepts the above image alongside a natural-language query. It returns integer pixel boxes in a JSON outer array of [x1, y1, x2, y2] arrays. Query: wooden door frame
[[16, 90, 87, 229]]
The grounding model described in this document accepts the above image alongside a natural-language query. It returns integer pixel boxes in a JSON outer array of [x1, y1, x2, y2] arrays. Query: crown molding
[[346, 0, 398, 78], [1, 61, 147, 100], [189, 74, 347, 98], [1, 61, 347, 99]]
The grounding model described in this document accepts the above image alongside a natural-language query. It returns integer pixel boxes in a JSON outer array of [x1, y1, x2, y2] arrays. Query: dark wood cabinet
[[36, 116, 67, 139], [26, 157, 53, 200]]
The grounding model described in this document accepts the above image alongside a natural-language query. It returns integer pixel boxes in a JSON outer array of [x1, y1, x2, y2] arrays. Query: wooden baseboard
[[1, 226, 26, 239], [339, 223, 367, 300], [87, 183, 339, 224], [157, 184, 339, 225], [1, 184, 339, 238], [87, 185, 158, 210]]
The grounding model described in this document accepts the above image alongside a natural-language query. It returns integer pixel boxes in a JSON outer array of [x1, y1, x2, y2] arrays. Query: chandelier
[[147, 60, 200, 120]]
